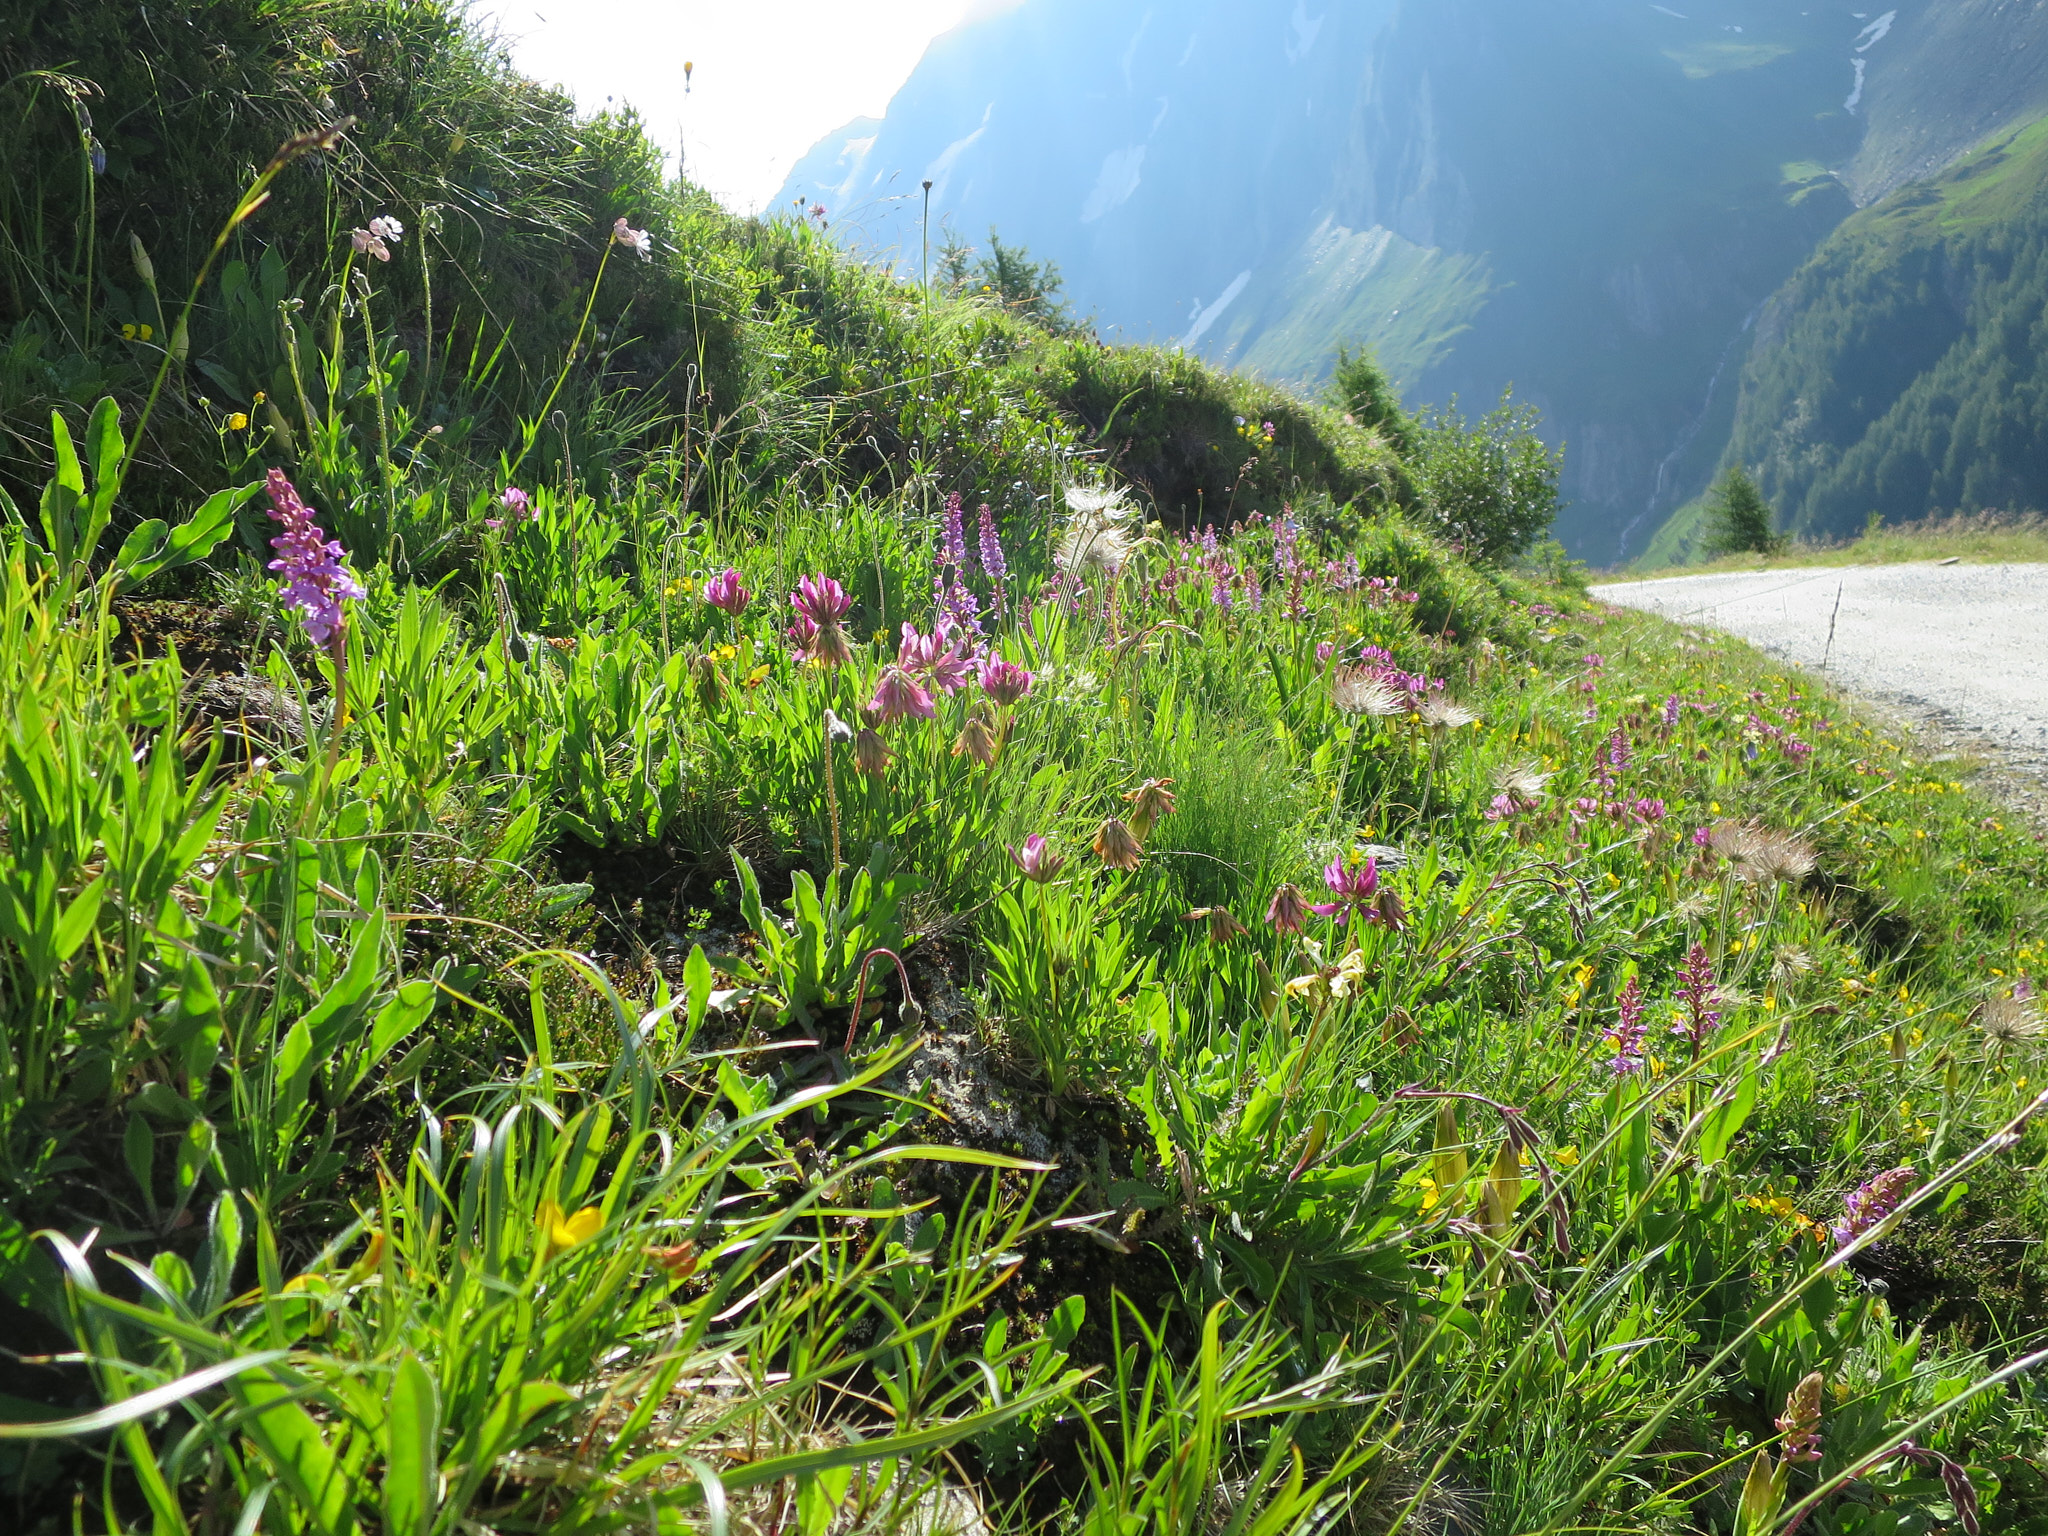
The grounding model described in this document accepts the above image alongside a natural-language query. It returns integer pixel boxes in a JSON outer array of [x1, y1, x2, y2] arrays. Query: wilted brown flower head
[[1332, 665, 1405, 718], [1184, 907, 1249, 944], [1266, 882, 1309, 934], [1093, 816, 1143, 872], [853, 727, 891, 778], [1374, 886, 1407, 931], [954, 710, 998, 767], [1123, 778, 1177, 839], [691, 652, 725, 712]]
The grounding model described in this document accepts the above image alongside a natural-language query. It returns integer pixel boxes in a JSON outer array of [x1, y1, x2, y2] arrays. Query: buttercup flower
[[1008, 834, 1066, 884], [1123, 778, 1177, 839], [703, 568, 751, 615], [1092, 817, 1143, 873], [1266, 883, 1309, 934]]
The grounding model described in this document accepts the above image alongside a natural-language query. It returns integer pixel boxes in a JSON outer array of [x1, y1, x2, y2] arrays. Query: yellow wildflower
[[536, 1200, 603, 1263]]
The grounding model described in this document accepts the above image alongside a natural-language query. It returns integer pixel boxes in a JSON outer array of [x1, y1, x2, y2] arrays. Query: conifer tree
[[1702, 466, 1785, 556]]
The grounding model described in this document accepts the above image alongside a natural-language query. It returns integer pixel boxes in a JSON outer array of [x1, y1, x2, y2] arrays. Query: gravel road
[[1590, 564, 2048, 775]]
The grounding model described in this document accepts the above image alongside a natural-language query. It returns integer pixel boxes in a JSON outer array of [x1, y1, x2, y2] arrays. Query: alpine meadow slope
[[8, 1, 2048, 1533]]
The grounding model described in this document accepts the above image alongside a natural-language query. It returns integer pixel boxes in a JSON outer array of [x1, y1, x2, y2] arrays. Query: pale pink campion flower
[[1008, 835, 1066, 884], [868, 665, 935, 724], [703, 568, 751, 615], [1266, 883, 1309, 934], [368, 215, 404, 243], [349, 228, 392, 262], [979, 656, 1034, 707], [612, 217, 653, 261]]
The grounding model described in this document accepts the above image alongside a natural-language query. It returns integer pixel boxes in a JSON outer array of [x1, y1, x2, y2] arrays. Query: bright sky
[[472, 0, 986, 214]]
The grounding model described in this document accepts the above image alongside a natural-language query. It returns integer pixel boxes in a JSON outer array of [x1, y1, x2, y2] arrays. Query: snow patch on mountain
[[925, 105, 993, 198], [1855, 11, 1897, 51], [1181, 270, 1253, 350], [1081, 146, 1148, 224]]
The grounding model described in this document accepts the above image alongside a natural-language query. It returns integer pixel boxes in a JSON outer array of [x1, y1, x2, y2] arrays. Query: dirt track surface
[[1590, 565, 2048, 782]]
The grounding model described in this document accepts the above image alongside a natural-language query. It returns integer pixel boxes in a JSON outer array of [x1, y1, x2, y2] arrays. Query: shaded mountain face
[[781, 0, 2048, 560], [1721, 121, 2048, 544]]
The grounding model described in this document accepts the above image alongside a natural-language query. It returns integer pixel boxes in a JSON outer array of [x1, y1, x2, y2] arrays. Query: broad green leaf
[[1699, 1062, 1759, 1166], [383, 1351, 439, 1536], [84, 396, 125, 516], [53, 874, 107, 963], [232, 1368, 355, 1536], [361, 980, 435, 1087], [274, 1019, 317, 1133], [301, 912, 387, 1058]]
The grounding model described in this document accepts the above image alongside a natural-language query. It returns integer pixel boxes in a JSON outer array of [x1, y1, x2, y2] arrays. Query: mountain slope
[[1718, 118, 2048, 543], [782, 0, 2048, 561]]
